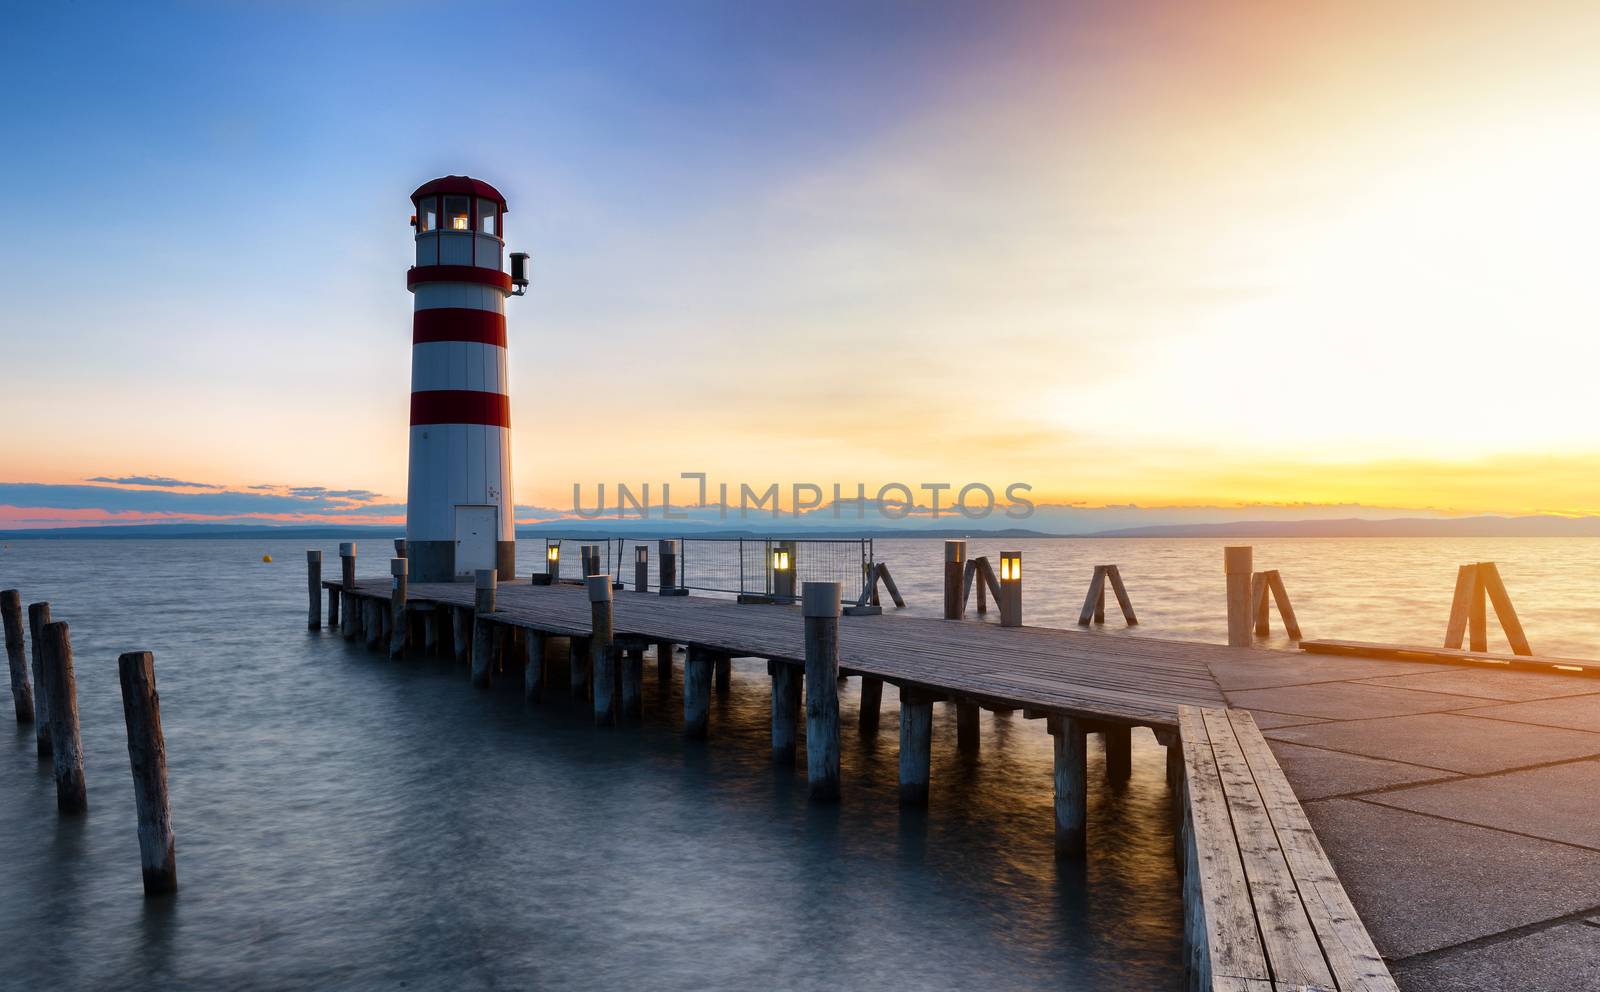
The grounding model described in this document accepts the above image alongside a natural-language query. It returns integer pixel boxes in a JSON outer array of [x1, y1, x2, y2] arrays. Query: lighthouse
[[405, 176, 529, 583]]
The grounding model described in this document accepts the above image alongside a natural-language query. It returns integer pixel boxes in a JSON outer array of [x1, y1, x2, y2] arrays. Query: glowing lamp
[[1000, 553, 1021, 582], [547, 545, 560, 562], [451, 214, 470, 230], [998, 551, 1022, 627], [635, 545, 649, 563], [773, 548, 792, 572]]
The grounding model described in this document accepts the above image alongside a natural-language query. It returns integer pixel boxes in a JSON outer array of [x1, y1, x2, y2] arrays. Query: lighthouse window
[[477, 199, 499, 237], [417, 197, 437, 232], [444, 196, 471, 231]]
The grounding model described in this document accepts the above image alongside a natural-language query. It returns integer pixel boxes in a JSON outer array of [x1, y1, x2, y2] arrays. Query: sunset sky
[[3, 1, 1598, 528]]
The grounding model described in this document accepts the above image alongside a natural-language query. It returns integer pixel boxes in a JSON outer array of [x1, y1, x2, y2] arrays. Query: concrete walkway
[[1205, 651, 1600, 990]]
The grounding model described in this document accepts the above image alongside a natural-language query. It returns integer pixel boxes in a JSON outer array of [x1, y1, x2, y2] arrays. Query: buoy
[[262, 554, 273, 563]]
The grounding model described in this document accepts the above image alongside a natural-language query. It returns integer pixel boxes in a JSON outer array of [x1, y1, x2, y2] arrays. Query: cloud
[[87, 475, 221, 489], [0, 482, 402, 529]]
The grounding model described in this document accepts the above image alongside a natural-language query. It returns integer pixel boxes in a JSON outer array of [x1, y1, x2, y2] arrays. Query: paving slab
[[1242, 709, 1328, 730], [1208, 656, 1440, 691], [1459, 695, 1600, 733], [1267, 713, 1600, 774], [1391, 920, 1600, 991], [1304, 798, 1600, 958], [1360, 668, 1600, 703], [1368, 758, 1600, 850], [1227, 681, 1471, 721], [1267, 739, 1456, 801]]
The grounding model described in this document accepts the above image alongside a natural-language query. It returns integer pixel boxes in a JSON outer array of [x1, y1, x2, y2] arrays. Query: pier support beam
[[327, 585, 341, 630], [388, 557, 408, 659], [590, 576, 616, 725], [770, 660, 801, 765], [715, 655, 731, 696], [1225, 546, 1254, 648], [339, 543, 358, 639], [1103, 726, 1132, 783], [570, 637, 590, 698], [41, 621, 87, 815], [899, 689, 934, 806], [422, 608, 438, 656], [956, 702, 980, 755], [524, 631, 546, 703], [365, 598, 383, 651], [28, 602, 51, 756], [804, 583, 842, 801], [655, 640, 674, 683], [685, 644, 713, 739], [621, 646, 644, 721], [2, 590, 34, 724], [470, 569, 497, 689], [859, 677, 883, 736], [1050, 716, 1087, 858], [452, 607, 470, 662], [117, 651, 177, 895], [306, 550, 322, 629]]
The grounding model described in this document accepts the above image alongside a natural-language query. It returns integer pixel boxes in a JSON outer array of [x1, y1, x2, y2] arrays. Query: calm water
[[1, 537, 1596, 990]]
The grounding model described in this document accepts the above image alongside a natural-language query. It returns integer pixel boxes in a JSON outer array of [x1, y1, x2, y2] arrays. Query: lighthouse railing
[[526, 536, 873, 600]]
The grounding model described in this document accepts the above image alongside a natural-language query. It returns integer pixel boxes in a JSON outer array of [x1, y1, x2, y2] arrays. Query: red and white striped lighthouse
[[405, 176, 529, 583]]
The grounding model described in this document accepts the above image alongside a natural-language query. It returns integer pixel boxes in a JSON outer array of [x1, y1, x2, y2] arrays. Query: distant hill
[[1090, 515, 1600, 538]]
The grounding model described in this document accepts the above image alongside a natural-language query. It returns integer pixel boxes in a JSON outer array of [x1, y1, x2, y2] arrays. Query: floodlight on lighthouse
[[510, 252, 530, 296]]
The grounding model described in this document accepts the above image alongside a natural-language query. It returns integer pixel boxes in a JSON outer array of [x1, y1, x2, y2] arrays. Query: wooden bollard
[[769, 660, 801, 764], [899, 689, 934, 806], [589, 575, 616, 725], [1049, 716, 1087, 858], [658, 539, 681, 595], [803, 582, 842, 801], [859, 677, 883, 736], [545, 541, 562, 582], [956, 702, 979, 755], [634, 545, 649, 593], [998, 551, 1023, 627], [524, 630, 546, 702], [393, 538, 407, 558], [305, 550, 322, 629], [389, 557, 408, 659], [684, 644, 713, 739], [1224, 546, 1253, 648], [580, 544, 598, 577], [772, 541, 796, 604], [41, 621, 87, 814], [621, 646, 644, 721], [1104, 725, 1132, 782], [655, 640, 674, 682], [117, 651, 177, 895], [943, 540, 966, 619], [28, 601, 52, 757], [470, 569, 497, 688], [2, 590, 34, 723], [339, 543, 358, 639]]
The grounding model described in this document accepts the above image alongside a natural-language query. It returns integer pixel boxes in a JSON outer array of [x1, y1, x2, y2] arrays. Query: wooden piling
[[1049, 716, 1087, 858], [976, 561, 988, 614], [116, 651, 177, 895], [714, 654, 731, 696], [339, 542, 358, 639], [388, 557, 408, 659], [524, 630, 546, 702], [1469, 572, 1489, 653], [634, 545, 649, 593], [770, 660, 801, 764], [1106, 565, 1138, 625], [365, 597, 384, 651], [589, 575, 617, 725], [1104, 725, 1132, 782], [570, 636, 591, 698], [41, 621, 87, 814], [803, 582, 842, 801], [306, 550, 322, 629], [327, 584, 341, 629], [1265, 571, 1301, 640], [621, 646, 644, 720], [956, 701, 979, 755], [943, 541, 967, 619], [470, 569, 497, 688], [1224, 546, 1254, 648], [899, 690, 934, 805], [28, 601, 52, 757], [2, 590, 34, 723], [1252, 572, 1271, 637], [684, 644, 713, 739], [659, 539, 682, 595], [655, 640, 674, 682], [1480, 562, 1533, 656], [452, 606, 470, 662], [393, 538, 407, 558], [422, 607, 438, 656], [859, 677, 883, 736]]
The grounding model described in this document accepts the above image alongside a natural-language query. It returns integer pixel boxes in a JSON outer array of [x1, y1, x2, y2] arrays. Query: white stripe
[[410, 342, 507, 394], [412, 282, 506, 313]]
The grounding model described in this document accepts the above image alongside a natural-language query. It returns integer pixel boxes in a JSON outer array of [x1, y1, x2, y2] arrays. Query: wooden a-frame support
[[959, 556, 1002, 615], [1248, 569, 1303, 641], [1444, 562, 1532, 656], [850, 562, 906, 612], [1078, 565, 1138, 626]]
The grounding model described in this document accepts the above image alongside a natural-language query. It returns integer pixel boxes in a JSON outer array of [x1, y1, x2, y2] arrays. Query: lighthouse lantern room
[[405, 175, 528, 583]]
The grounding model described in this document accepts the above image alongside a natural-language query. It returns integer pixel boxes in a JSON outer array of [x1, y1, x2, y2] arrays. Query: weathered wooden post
[[524, 630, 546, 702], [684, 644, 713, 739], [634, 544, 649, 593], [580, 544, 599, 577], [772, 541, 796, 604], [393, 538, 407, 559], [545, 541, 561, 582], [305, 550, 322, 629], [976, 563, 988, 614], [998, 551, 1023, 627], [452, 606, 470, 662], [570, 637, 590, 698], [339, 543, 358, 639], [421, 606, 438, 656], [859, 676, 883, 736], [28, 601, 52, 757], [659, 539, 686, 595], [899, 688, 934, 805], [1104, 726, 1132, 782], [804, 582, 842, 801], [389, 557, 408, 659], [470, 568, 497, 688], [655, 640, 675, 682], [117, 651, 177, 895], [365, 597, 384, 651], [1049, 715, 1087, 858], [956, 702, 979, 755], [41, 621, 86, 814], [2, 590, 34, 723], [327, 582, 341, 630], [943, 540, 966, 620], [1224, 546, 1253, 648], [769, 660, 801, 765], [589, 575, 617, 725], [715, 655, 731, 696], [621, 646, 644, 721]]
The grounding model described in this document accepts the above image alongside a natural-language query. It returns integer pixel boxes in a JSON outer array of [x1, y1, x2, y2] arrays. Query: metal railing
[[533, 536, 873, 599]]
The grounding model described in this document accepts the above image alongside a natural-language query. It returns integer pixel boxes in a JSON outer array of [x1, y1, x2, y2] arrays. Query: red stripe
[[413, 309, 506, 346], [410, 390, 511, 427], [407, 265, 513, 293]]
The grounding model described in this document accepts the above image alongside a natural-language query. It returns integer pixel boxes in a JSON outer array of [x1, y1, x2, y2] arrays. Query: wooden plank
[[877, 563, 906, 608], [1178, 706, 1270, 986], [1201, 707, 1334, 989], [1443, 564, 1475, 649], [977, 557, 1002, 605], [1252, 572, 1271, 637], [1078, 566, 1106, 626], [1106, 565, 1139, 625], [1265, 571, 1302, 641], [1227, 709, 1398, 992], [961, 558, 978, 613], [1478, 562, 1533, 656], [1468, 565, 1488, 653]]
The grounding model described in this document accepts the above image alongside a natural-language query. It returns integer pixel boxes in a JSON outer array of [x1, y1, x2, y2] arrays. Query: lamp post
[[545, 541, 560, 582], [772, 543, 795, 604], [998, 551, 1023, 627], [634, 545, 649, 593]]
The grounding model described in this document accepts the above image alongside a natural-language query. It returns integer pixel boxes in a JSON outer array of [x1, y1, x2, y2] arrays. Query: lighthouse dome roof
[[411, 175, 508, 210]]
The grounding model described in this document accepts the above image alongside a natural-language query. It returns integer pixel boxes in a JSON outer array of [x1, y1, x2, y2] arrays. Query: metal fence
[[533, 536, 873, 599]]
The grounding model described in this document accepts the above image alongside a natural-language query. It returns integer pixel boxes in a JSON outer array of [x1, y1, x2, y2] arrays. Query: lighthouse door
[[453, 504, 499, 579]]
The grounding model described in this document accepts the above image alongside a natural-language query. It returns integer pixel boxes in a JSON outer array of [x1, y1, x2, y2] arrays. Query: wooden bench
[[1177, 705, 1397, 992]]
